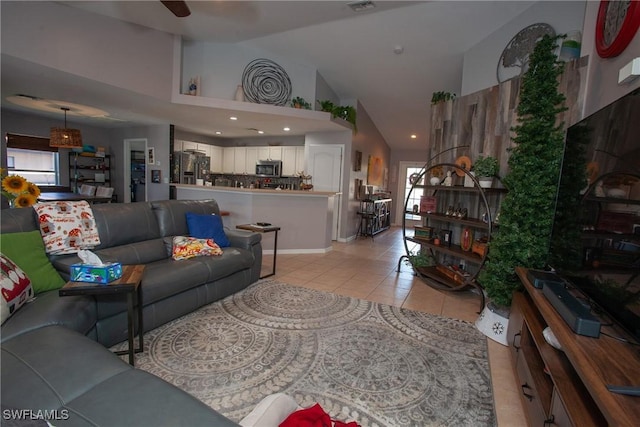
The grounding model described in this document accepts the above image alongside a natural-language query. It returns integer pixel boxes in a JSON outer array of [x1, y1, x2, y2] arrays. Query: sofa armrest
[[226, 229, 261, 249]]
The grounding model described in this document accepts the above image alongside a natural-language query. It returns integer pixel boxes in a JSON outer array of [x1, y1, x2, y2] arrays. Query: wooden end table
[[59, 264, 145, 366], [236, 224, 281, 278]]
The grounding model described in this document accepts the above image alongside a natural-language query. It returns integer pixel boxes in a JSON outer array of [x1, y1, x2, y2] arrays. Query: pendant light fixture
[[50, 107, 83, 148]]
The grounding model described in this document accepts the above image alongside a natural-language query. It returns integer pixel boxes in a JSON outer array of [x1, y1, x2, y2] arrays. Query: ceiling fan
[[161, 1, 191, 18]]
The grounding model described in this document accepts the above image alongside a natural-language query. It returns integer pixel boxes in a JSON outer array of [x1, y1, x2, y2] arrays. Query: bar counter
[[173, 184, 339, 253]]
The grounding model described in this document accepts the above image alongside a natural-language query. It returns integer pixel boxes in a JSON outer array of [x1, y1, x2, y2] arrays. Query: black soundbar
[[527, 269, 565, 289], [542, 282, 601, 338]]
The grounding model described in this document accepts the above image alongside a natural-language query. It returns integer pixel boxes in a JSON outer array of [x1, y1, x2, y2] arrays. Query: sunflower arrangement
[[1, 169, 41, 208]]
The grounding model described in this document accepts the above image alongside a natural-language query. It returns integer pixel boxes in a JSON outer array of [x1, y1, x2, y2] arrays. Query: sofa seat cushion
[[65, 369, 239, 426], [143, 247, 254, 306], [1, 326, 130, 410], [1, 325, 239, 426], [0, 291, 97, 343]]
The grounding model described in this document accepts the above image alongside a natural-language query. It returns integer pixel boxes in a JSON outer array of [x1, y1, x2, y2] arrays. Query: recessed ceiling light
[[215, 131, 222, 135], [229, 116, 238, 121], [283, 127, 290, 132], [258, 130, 264, 134], [411, 134, 417, 139]]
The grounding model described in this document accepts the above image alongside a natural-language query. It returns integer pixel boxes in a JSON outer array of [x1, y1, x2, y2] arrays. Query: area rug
[[113, 280, 495, 426]]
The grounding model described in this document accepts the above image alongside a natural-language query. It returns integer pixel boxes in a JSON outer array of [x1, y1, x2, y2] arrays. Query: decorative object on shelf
[[430, 165, 444, 185], [430, 91, 456, 104], [404, 250, 436, 273], [412, 204, 419, 214], [559, 30, 582, 62], [420, 195, 437, 213], [454, 155, 472, 177], [496, 23, 555, 83], [595, 0, 640, 58], [479, 35, 567, 309], [241, 58, 292, 106], [472, 155, 499, 188], [442, 229, 452, 247], [443, 170, 453, 186], [50, 107, 83, 148], [316, 100, 358, 133], [474, 301, 510, 345], [187, 76, 199, 96], [1, 171, 40, 208], [234, 85, 245, 102], [460, 227, 473, 251], [290, 96, 311, 109]]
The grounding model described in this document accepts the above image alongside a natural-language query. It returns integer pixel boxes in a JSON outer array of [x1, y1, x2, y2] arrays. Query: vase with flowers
[[1, 170, 41, 208]]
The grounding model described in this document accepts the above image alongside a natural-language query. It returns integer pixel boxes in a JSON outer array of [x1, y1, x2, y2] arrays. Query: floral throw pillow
[[34, 201, 100, 255], [172, 236, 223, 261], [1, 253, 34, 324]]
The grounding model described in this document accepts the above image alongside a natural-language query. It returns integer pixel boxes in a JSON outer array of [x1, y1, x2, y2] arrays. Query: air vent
[[348, 1, 376, 12]]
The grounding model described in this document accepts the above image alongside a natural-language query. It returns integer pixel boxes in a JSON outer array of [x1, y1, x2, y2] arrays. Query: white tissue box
[[70, 262, 123, 284]]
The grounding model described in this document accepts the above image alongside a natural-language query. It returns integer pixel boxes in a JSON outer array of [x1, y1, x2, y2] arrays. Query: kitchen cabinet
[[280, 146, 305, 176], [234, 147, 247, 174], [245, 147, 259, 174], [268, 146, 282, 160], [209, 146, 223, 173], [222, 147, 235, 173]]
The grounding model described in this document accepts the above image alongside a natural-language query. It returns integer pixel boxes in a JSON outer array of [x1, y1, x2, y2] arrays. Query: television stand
[[508, 267, 640, 426]]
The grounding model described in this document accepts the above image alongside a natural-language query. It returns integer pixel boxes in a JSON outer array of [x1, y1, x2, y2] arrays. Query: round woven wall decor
[[241, 59, 292, 106]]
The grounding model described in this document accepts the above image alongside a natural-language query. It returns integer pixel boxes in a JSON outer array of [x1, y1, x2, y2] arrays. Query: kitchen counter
[[173, 184, 339, 253]]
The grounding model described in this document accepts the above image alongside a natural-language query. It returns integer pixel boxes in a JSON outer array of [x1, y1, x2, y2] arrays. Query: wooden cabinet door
[[295, 146, 305, 172], [245, 147, 259, 174], [268, 146, 282, 160]]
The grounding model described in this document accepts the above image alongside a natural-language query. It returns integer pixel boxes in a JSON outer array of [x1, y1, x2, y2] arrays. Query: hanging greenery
[[478, 34, 567, 307], [316, 100, 357, 133]]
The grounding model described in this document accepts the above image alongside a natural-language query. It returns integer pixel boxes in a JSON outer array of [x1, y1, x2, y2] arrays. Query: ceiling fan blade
[[161, 1, 191, 18]]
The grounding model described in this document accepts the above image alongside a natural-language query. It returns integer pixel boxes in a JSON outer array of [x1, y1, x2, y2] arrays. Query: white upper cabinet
[[234, 147, 247, 174], [283, 146, 305, 175], [268, 146, 282, 160], [245, 147, 259, 174], [210, 146, 223, 173], [222, 147, 235, 173]]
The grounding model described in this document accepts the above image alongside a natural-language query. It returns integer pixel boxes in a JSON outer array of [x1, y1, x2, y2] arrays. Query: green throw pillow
[[0, 230, 65, 294]]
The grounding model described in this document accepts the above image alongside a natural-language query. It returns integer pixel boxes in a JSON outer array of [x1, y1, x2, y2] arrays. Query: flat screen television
[[547, 87, 640, 345]]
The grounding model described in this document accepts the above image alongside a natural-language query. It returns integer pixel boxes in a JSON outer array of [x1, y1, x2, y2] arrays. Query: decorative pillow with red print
[[1, 253, 34, 324], [172, 236, 223, 260], [34, 201, 101, 255]]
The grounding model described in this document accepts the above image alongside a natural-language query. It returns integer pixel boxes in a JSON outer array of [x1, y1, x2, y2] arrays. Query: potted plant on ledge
[[476, 34, 567, 345], [472, 156, 499, 188]]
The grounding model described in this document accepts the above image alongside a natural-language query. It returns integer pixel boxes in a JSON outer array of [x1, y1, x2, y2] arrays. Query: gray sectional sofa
[[1, 199, 262, 426]]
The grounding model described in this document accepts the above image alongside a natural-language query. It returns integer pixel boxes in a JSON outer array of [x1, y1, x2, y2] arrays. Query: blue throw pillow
[[185, 213, 230, 247]]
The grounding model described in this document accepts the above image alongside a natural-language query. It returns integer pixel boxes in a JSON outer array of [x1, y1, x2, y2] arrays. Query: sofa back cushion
[[152, 199, 221, 238], [91, 202, 161, 249], [0, 206, 38, 234]]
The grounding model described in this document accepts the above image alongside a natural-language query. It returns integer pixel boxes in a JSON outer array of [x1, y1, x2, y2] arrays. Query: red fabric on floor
[[279, 403, 360, 427]]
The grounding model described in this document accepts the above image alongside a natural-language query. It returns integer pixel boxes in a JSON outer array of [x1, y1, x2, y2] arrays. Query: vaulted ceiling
[[1, 1, 537, 151]]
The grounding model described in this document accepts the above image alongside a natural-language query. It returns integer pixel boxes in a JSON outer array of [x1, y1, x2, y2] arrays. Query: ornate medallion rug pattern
[[114, 280, 495, 426]]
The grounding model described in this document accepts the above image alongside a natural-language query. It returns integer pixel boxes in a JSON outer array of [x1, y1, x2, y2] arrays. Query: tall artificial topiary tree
[[479, 35, 567, 307]]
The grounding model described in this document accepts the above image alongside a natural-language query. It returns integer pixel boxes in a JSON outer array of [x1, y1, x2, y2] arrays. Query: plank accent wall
[[429, 56, 588, 176]]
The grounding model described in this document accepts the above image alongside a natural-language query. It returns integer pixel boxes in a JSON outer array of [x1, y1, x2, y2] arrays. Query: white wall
[[462, 1, 587, 96], [580, 1, 640, 116], [1, 1, 174, 100], [181, 41, 317, 105]]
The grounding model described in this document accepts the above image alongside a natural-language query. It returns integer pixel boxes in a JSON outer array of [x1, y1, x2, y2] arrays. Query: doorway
[[396, 161, 426, 227], [123, 138, 148, 203]]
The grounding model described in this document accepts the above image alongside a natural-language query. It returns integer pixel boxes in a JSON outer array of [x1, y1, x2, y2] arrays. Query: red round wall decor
[[595, 0, 640, 58]]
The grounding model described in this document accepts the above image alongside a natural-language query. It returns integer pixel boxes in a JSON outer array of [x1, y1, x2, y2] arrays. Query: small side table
[[59, 264, 145, 366], [236, 224, 281, 279]]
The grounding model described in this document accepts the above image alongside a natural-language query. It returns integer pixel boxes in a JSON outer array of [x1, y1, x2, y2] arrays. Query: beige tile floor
[[260, 226, 527, 427]]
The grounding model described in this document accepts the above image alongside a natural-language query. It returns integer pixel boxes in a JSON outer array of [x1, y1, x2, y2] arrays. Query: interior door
[[308, 144, 343, 240]]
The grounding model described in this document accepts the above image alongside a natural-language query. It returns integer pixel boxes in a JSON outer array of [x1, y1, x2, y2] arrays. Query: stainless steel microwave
[[256, 160, 282, 177]]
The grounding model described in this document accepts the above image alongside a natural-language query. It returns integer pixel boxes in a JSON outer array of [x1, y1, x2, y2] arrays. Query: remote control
[[607, 385, 640, 396]]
